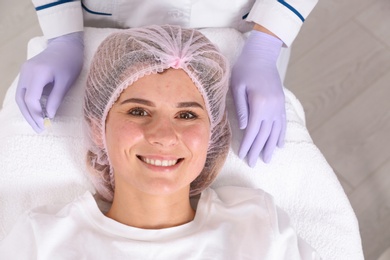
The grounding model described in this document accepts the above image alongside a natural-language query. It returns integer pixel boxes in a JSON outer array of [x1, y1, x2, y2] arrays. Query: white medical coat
[[32, 0, 318, 47]]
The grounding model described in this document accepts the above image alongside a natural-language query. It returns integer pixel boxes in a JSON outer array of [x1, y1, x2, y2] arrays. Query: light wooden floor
[[1, 0, 389, 259]]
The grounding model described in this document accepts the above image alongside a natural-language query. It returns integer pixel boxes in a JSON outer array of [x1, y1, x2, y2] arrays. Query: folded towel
[[0, 27, 363, 259]]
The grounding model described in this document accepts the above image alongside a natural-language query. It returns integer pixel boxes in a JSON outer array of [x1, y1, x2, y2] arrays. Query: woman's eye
[[128, 108, 148, 117], [178, 111, 197, 120]]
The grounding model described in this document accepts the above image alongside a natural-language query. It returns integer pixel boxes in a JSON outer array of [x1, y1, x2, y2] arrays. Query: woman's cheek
[[117, 120, 145, 144], [107, 119, 144, 157], [183, 123, 210, 150]]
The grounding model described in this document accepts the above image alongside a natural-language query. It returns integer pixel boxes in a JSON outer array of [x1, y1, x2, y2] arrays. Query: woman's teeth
[[141, 157, 178, 167]]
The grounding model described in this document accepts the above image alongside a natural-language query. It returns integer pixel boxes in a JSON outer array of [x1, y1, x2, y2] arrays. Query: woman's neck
[[106, 187, 195, 229]]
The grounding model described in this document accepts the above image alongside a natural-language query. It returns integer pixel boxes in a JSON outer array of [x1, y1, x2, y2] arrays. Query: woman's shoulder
[[0, 191, 97, 255], [205, 186, 275, 208], [199, 186, 279, 225], [27, 191, 96, 218], [200, 187, 321, 259], [12, 191, 99, 233]]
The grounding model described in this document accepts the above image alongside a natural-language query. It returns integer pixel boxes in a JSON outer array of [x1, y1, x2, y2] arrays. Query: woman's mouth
[[137, 156, 183, 167]]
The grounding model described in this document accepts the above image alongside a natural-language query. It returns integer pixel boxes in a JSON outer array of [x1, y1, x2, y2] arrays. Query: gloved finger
[[45, 80, 69, 118], [15, 86, 43, 133], [277, 113, 287, 148], [231, 83, 249, 129], [16, 69, 48, 133], [238, 112, 262, 159], [247, 121, 272, 167], [24, 78, 48, 131], [262, 121, 282, 163]]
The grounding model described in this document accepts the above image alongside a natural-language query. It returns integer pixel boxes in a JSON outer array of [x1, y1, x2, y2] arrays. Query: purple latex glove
[[231, 30, 286, 167], [16, 32, 84, 133]]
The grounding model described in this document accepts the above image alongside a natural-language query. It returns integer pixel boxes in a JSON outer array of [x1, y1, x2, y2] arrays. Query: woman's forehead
[[118, 69, 204, 104]]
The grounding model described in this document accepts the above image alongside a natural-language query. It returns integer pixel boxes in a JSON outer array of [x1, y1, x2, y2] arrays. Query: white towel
[[0, 27, 363, 259]]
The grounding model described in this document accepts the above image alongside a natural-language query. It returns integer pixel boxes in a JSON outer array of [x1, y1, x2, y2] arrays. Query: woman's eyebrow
[[177, 102, 204, 110], [120, 98, 155, 107], [119, 98, 203, 110]]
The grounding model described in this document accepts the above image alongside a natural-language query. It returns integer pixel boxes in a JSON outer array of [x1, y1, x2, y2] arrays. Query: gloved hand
[[231, 30, 286, 167], [16, 32, 84, 133]]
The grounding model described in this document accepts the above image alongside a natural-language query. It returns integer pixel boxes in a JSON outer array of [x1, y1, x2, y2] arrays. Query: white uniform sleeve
[[32, 0, 84, 39], [0, 213, 38, 258], [246, 0, 318, 47]]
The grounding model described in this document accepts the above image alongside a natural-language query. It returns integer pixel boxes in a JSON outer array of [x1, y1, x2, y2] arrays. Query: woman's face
[[105, 69, 210, 197]]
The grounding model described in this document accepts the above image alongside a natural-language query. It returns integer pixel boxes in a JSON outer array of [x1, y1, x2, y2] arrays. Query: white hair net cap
[[84, 25, 231, 202]]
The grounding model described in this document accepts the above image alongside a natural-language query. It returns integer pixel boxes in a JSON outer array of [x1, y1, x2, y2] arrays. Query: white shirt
[[31, 0, 318, 46], [0, 186, 321, 259]]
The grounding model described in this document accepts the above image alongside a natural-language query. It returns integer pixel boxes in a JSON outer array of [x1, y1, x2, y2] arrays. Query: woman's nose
[[145, 118, 179, 147]]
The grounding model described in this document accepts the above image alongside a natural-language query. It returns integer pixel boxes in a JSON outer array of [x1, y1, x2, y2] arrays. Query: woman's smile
[[137, 155, 184, 168]]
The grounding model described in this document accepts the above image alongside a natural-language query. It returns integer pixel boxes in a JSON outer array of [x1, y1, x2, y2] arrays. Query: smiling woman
[[84, 25, 231, 203], [0, 25, 321, 259]]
